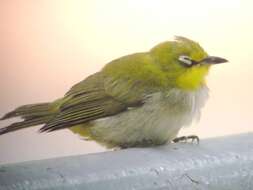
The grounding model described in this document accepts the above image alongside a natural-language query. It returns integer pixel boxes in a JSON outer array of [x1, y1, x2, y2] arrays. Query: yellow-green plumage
[[0, 36, 227, 148], [176, 65, 210, 90]]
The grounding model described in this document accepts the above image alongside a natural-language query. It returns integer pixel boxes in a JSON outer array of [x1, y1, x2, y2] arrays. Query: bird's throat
[[176, 66, 210, 90]]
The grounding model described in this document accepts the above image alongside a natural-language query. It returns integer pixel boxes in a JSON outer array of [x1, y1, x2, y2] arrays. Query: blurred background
[[0, 0, 252, 164]]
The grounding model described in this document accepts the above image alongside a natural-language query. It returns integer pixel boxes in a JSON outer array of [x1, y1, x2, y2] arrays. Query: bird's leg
[[173, 136, 187, 143], [187, 135, 200, 143], [173, 135, 199, 144]]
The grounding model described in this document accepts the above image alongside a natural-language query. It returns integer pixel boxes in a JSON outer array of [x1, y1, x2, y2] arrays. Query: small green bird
[[0, 36, 227, 148]]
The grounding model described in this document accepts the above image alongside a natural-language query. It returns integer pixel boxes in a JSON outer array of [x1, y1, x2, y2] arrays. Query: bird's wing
[[40, 72, 145, 132], [40, 53, 163, 132]]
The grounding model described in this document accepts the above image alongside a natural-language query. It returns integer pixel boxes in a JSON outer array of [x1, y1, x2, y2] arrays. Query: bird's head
[[150, 36, 228, 90]]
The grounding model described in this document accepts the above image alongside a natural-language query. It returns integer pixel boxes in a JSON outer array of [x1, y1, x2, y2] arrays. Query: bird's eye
[[178, 55, 192, 66]]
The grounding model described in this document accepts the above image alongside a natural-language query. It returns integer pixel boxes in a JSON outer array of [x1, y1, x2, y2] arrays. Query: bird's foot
[[172, 135, 199, 144]]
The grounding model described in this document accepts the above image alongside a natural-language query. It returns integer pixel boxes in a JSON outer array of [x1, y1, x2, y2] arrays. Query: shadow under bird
[[0, 36, 228, 149]]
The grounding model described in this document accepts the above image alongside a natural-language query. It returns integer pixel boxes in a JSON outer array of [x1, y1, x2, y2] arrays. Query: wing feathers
[[39, 72, 144, 132], [40, 95, 126, 132]]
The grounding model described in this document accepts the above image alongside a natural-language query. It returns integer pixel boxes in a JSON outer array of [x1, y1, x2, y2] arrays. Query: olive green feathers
[[0, 36, 227, 140]]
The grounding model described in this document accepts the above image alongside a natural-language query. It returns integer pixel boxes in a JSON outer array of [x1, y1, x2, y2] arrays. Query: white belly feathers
[[90, 86, 209, 147]]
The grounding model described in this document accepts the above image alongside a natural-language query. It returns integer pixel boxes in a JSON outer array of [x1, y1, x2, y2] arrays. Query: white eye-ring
[[178, 55, 192, 66]]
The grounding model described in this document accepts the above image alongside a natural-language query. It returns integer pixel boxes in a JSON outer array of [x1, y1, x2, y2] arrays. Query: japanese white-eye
[[0, 36, 227, 148]]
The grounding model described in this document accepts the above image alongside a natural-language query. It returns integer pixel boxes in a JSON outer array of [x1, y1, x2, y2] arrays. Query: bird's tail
[[0, 101, 59, 135]]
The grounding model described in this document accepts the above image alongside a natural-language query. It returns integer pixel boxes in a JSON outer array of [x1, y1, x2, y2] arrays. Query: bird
[[0, 36, 227, 149]]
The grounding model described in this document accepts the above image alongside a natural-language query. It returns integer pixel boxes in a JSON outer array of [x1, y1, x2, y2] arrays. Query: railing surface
[[0, 133, 253, 190]]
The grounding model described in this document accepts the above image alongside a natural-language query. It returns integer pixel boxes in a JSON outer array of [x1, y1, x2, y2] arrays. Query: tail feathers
[[0, 102, 57, 135], [0, 116, 52, 135], [1, 103, 54, 120]]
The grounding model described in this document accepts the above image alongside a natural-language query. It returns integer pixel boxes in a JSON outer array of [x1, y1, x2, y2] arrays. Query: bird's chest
[[91, 87, 209, 147]]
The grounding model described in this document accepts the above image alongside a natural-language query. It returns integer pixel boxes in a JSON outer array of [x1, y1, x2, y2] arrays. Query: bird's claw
[[173, 135, 199, 144]]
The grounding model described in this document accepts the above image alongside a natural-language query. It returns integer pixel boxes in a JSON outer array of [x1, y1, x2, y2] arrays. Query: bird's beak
[[199, 56, 228, 65]]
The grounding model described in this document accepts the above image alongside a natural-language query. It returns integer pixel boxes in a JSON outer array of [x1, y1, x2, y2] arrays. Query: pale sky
[[0, 0, 253, 164]]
